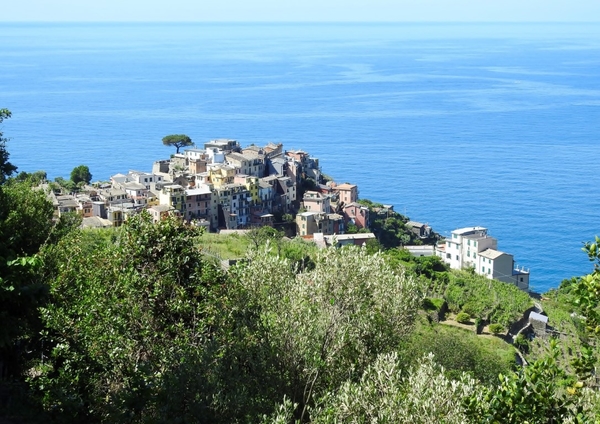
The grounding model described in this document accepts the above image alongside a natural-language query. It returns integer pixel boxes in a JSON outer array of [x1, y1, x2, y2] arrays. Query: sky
[[2, 0, 600, 22]]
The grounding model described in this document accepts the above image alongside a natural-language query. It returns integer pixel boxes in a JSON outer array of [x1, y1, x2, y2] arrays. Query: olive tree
[[233, 245, 424, 419], [307, 353, 478, 424]]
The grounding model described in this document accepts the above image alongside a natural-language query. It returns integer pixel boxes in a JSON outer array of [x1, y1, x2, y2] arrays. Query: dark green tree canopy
[[0, 108, 17, 185], [70, 164, 92, 185], [162, 134, 193, 154]]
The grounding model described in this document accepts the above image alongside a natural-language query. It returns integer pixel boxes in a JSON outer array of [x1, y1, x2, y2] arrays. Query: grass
[[198, 232, 251, 260], [403, 319, 516, 386]]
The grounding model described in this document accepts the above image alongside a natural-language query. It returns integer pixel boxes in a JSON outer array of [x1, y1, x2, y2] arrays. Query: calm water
[[1, 23, 600, 292]]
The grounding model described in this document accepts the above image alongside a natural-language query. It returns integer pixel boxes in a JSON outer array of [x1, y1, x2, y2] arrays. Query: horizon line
[[1, 20, 599, 24]]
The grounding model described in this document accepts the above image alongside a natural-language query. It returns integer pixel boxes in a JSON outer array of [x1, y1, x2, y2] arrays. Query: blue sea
[[1, 22, 600, 292]]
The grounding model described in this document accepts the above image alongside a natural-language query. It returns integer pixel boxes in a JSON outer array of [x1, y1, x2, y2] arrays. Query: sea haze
[[1, 22, 599, 292]]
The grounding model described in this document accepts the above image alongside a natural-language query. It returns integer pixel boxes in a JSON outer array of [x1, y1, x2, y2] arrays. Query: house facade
[[334, 183, 358, 205], [437, 227, 530, 290]]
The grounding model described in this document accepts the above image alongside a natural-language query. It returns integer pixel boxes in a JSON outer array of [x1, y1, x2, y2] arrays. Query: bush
[[422, 297, 444, 311], [514, 333, 529, 353], [489, 323, 505, 335], [456, 312, 470, 324]]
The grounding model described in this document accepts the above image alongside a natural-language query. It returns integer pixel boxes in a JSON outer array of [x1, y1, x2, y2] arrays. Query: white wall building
[[437, 226, 530, 290]]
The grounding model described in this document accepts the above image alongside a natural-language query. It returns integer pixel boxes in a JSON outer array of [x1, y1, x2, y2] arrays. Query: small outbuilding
[[529, 311, 548, 334]]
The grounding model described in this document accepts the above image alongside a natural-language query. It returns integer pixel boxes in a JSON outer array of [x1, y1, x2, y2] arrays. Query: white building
[[437, 226, 530, 290]]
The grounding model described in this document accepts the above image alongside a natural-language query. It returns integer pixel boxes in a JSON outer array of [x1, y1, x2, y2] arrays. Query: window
[[456, 255, 459, 260], [473, 253, 476, 259], [474, 241, 477, 247], [520, 277, 524, 282], [467, 251, 470, 257], [467, 240, 470, 246], [446, 253, 451, 259], [488, 269, 491, 274], [453, 234, 457, 239], [482, 267, 485, 272]]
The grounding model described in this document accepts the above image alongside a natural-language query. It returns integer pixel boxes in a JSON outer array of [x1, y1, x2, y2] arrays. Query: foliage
[[70, 165, 92, 185], [0, 181, 56, 374], [34, 213, 246, 422], [245, 226, 284, 250], [161, 134, 193, 154], [456, 311, 471, 324], [300, 176, 317, 192], [306, 352, 477, 424], [384, 248, 449, 293], [422, 297, 445, 311], [572, 237, 600, 335], [279, 237, 317, 271], [364, 238, 383, 255], [443, 270, 533, 327], [345, 223, 358, 234], [488, 323, 505, 335], [401, 322, 515, 386], [355, 198, 418, 249], [0, 108, 18, 184], [53, 176, 75, 193], [464, 339, 587, 423], [199, 232, 251, 259], [514, 333, 530, 354], [12, 170, 47, 185], [233, 246, 424, 420], [553, 238, 600, 383]]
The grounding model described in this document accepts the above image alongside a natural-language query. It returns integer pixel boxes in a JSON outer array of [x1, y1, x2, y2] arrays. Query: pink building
[[334, 183, 358, 205], [343, 202, 369, 229]]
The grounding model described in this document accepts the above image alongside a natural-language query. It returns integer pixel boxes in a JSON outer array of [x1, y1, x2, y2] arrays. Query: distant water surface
[[1, 22, 599, 292]]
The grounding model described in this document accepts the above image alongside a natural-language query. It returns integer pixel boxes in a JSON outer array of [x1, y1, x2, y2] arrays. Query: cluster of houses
[[48, 139, 374, 246], [47, 139, 531, 290]]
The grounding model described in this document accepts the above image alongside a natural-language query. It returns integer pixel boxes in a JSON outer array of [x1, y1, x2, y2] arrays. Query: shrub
[[423, 297, 445, 311], [514, 333, 529, 353], [456, 312, 470, 324], [461, 302, 479, 317], [489, 323, 505, 335]]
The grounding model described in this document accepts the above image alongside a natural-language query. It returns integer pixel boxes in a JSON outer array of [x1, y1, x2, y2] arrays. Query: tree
[[245, 225, 284, 249], [0, 180, 55, 379], [303, 353, 477, 424], [34, 213, 257, 422], [0, 109, 17, 185], [70, 164, 92, 185], [13, 170, 47, 185], [162, 134, 192, 154], [234, 246, 423, 420], [464, 339, 584, 423]]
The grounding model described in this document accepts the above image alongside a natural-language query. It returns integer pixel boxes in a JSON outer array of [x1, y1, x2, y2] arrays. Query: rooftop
[[149, 205, 173, 212], [186, 185, 212, 196], [478, 248, 508, 260], [324, 233, 376, 242], [335, 183, 357, 190], [453, 226, 488, 236]]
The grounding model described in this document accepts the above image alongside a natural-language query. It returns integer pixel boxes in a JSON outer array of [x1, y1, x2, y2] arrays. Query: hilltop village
[[48, 138, 530, 290]]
